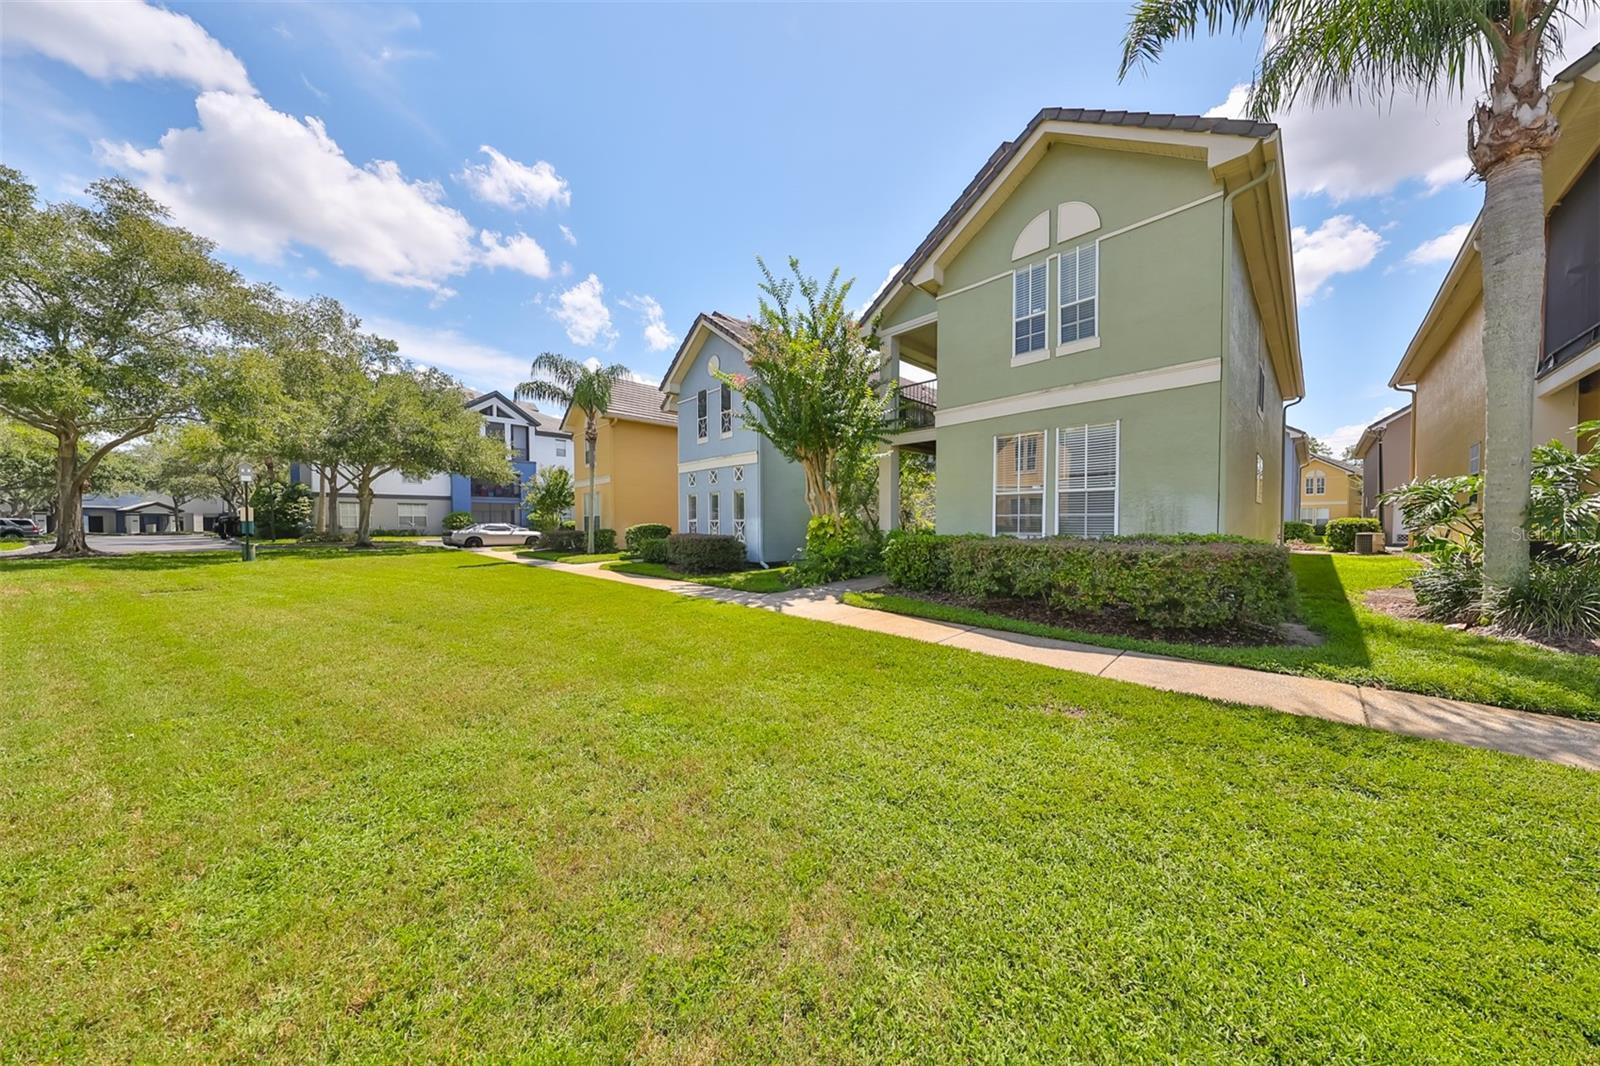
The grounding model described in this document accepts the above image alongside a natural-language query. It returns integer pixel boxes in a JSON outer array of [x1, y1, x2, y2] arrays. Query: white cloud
[[1203, 15, 1600, 201], [858, 262, 903, 317], [582, 356, 659, 386], [559, 224, 577, 246], [1405, 222, 1472, 266], [620, 294, 677, 352], [366, 317, 526, 392], [1321, 405, 1398, 457], [551, 274, 617, 348], [1, 0, 253, 93], [456, 145, 570, 210], [476, 230, 553, 279], [1291, 215, 1384, 302], [100, 92, 480, 292]]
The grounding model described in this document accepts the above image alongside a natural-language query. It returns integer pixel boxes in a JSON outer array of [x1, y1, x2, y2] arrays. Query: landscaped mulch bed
[[880, 586, 1295, 648], [1363, 583, 1600, 658]]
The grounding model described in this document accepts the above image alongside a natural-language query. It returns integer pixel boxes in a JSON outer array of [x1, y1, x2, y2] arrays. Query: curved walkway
[[494, 552, 1600, 772]]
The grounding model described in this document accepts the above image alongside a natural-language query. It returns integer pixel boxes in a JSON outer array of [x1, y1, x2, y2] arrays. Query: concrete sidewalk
[[499, 553, 1600, 772]]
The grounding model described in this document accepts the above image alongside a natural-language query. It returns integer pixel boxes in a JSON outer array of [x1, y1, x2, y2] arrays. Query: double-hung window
[[1013, 262, 1047, 358], [397, 501, 429, 532], [1057, 422, 1118, 537], [686, 493, 698, 533], [1468, 441, 1482, 475], [709, 492, 720, 534], [994, 431, 1046, 537], [720, 382, 732, 435], [696, 389, 708, 442], [1305, 473, 1326, 496], [732, 490, 746, 542], [1058, 243, 1098, 346], [337, 499, 359, 529]]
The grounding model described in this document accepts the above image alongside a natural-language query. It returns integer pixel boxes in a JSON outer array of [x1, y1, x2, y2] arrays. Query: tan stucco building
[[1298, 454, 1362, 524], [1389, 46, 1600, 483], [560, 378, 678, 536], [1352, 406, 1413, 543]]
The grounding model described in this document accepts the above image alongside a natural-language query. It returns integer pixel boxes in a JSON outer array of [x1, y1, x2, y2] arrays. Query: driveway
[[2, 534, 236, 557]]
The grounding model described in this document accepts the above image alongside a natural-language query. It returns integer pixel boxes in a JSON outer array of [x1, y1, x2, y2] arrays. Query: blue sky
[[3, 2, 1596, 451]]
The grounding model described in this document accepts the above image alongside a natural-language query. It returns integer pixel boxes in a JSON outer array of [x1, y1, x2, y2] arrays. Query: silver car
[[443, 523, 540, 549]]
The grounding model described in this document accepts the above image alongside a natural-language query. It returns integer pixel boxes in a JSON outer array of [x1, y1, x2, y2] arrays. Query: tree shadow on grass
[[1288, 552, 1372, 670]]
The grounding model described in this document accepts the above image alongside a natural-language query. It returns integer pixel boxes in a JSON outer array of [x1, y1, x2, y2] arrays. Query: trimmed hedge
[[884, 533, 1295, 632], [1282, 520, 1315, 541], [1326, 517, 1381, 552], [638, 537, 670, 564], [666, 533, 746, 573], [541, 529, 585, 552], [443, 511, 474, 531], [625, 523, 671, 552], [592, 527, 617, 553]]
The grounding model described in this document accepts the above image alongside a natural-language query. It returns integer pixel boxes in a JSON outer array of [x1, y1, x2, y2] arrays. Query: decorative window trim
[[733, 465, 745, 482], [992, 430, 1047, 538], [719, 381, 733, 438], [708, 469, 719, 485], [687, 472, 697, 487], [696, 389, 708, 443], [708, 492, 720, 535], [1056, 421, 1119, 538], [732, 490, 746, 543], [686, 493, 699, 534]]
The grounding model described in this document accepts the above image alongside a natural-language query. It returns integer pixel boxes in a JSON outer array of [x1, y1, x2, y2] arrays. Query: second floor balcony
[[890, 379, 937, 432]]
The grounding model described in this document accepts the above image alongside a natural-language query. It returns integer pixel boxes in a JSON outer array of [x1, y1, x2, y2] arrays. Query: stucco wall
[[1414, 298, 1488, 480], [932, 143, 1225, 412], [1221, 228, 1284, 540], [607, 418, 677, 532], [935, 383, 1222, 537]]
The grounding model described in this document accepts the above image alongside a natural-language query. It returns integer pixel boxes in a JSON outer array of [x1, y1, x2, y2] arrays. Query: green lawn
[[605, 559, 793, 593], [517, 548, 626, 563], [847, 553, 1600, 719], [0, 539, 27, 551], [4, 550, 1600, 1060]]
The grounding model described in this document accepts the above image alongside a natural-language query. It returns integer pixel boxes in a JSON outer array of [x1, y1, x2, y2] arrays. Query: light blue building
[[659, 313, 810, 564]]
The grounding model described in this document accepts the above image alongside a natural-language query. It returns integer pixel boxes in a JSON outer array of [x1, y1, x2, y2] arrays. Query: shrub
[[592, 528, 617, 553], [444, 511, 474, 532], [792, 515, 880, 584], [883, 530, 958, 591], [625, 523, 671, 552], [638, 537, 670, 564], [1282, 520, 1315, 542], [541, 529, 586, 552], [1326, 517, 1382, 552], [1483, 560, 1600, 638], [1410, 555, 1483, 623], [917, 535, 1293, 632], [666, 533, 747, 573]]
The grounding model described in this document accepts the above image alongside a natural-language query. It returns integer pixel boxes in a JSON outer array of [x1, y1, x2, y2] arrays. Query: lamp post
[[238, 463, 256, 562]]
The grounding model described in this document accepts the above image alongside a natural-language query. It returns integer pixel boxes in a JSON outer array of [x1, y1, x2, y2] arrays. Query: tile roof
[[600, 377, 677, 426]]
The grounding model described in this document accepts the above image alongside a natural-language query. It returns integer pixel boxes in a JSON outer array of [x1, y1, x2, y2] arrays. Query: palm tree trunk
[[1479, 152, 1542, 588]]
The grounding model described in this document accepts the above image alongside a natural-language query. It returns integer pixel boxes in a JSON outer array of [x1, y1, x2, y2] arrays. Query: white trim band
[[678, 450, 758, 474], [935, 358, 1221, 428]]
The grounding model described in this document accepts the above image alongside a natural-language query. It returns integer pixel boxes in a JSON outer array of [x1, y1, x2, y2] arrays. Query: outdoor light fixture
[[238, 463, 256, 562]]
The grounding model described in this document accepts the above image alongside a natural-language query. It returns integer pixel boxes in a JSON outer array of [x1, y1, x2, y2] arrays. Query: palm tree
[[516, 353, 628, 554], [1120, 0, 1595, 589]]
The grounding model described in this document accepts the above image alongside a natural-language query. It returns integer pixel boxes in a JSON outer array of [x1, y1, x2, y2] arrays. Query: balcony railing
[[890, 379, 937, 431]]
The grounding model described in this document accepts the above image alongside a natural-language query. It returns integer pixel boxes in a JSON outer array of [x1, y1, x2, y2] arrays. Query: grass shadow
[[1288, 552, 1373, 670]]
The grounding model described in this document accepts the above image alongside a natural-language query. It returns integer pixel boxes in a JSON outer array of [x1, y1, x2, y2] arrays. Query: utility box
[[1354, 531, 1379, 555]]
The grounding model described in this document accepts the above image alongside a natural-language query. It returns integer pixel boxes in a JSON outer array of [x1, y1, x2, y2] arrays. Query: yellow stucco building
[[560, 378, 679, 536], [1298, 454, 1362, 524]]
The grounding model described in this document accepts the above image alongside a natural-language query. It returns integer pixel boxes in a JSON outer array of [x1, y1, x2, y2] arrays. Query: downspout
[[1218, 161, 1278, 534], [1393, 383, 1417, 481], [1281, 394, 1303, 539]]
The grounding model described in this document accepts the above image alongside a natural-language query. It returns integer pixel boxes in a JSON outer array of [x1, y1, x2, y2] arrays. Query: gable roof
[[1304, 453, 1362, 475], [658, 311, 755, 402], [562, 376, 675, 429], [1352, 405, 1412, 458], [465, 390, 572, 438], [857, 106, 1303, 401]]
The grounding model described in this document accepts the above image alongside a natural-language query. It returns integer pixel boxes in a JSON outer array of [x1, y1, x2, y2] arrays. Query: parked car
[[0, 517, 43, 537], [443, 523, 539, 548]]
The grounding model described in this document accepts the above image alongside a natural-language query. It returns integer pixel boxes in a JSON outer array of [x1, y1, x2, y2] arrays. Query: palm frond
[[1119, 0, 1273, 80]]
